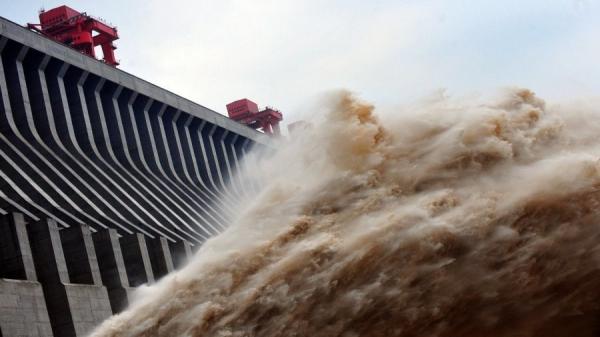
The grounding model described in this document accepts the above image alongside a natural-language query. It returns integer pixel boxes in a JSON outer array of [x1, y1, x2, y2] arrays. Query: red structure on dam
[[27, 5, 120, 66], [226, 98, 283, 135]]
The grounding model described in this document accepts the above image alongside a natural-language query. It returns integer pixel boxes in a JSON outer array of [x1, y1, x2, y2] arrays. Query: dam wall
[[0, 16, 266, 337]]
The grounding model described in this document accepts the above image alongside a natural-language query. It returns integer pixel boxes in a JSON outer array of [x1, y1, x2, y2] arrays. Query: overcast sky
[[3, 0, 600, 125]]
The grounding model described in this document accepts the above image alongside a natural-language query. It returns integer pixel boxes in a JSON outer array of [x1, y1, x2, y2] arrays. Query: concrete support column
[[119, 233, 154, 286], [28, 219, 70, 284], [147, 236, 174, 279], [0, 213, 37, 281], [60, 224, 102, 285], [28, 219, 113, 337], [27, 218, 74, 337], [0, 213, 53, 337], [170, 240, 193, 269], [92, 228, 132, 313]]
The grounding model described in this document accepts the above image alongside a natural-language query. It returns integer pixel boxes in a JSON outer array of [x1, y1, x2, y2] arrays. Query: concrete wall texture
[[0, 16, 267, 337]]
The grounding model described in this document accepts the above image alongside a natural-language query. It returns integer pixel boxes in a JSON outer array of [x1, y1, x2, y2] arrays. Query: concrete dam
[[0, 15, 269, 337]]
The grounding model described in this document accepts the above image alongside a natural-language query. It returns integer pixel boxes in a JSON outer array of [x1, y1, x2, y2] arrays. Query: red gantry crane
[[27, 5, 120, 66], [226, 99, 283, 136]]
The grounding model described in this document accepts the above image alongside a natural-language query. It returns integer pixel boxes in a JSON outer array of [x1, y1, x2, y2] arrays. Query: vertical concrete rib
[[156, 107, 228, 232], [38, 56, 149, 234], [110, 89, 211, 242], [77, 74, 171, 237], [147, 236, 174, 279], [125, 96, 214, 240], [83, 78, 193, 241], [28, 218, 70, 282], [231, 135, 252, 196], [39, 58, 150, 236], [92, 228, 131, 313], [218, 130, 242, 197], [175, 115, 236, 218], [193, 122, 220, 193], [45, 63, 128, 231], [187, 119, 235, 209], [0, 212, 37, 281], [127, 94, 200, 226], [0, 40, 79, 227], [55, 65, 160, 238], [144, 105, 213, 237], [196, 123, 238, 206], [208, 126, 228, 192], [170, 115, 238, 220], [142, 101, 225, 233], [169, 240, 193, 269], [221, 131, 247, 198], [51, 63, 153, 237], [161, 109, 182, 179], [60, 224, 103, 285], [27, 218, 74, 337], [227, 134, 245, 195], [207, 125, 239, 203], [12, 46, 94, 225], [18, 46, 124, 231], [119, 233, 154, 286], [240, 138, 261, 194], [100, 85, 205, 241]]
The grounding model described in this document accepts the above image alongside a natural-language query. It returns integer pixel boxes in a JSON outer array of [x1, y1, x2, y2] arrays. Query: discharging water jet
[[90, 89, 600, 337]]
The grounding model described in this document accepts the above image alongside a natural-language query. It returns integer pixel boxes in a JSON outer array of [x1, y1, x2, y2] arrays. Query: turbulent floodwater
[[91, 89, 600, 337]]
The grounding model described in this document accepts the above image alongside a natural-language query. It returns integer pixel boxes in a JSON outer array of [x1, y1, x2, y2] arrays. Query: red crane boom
[[27, 5, 119, 66]]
